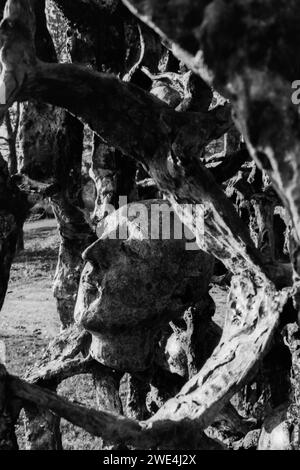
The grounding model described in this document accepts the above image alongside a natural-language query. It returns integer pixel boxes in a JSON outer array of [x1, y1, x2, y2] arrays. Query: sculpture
[[75, 199, 215, 373]]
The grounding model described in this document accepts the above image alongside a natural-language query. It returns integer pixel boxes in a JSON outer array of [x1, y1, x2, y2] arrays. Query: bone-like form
[[75, 200, 214, 371]]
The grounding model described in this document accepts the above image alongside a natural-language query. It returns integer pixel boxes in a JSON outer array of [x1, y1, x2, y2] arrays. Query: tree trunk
[[0, 153, 28, 310], [15, 0, 94, 449], [4, 104, 20, 176]]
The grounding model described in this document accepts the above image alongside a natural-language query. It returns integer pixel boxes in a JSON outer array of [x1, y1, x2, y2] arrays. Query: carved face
[[75, 200, 214, 371]]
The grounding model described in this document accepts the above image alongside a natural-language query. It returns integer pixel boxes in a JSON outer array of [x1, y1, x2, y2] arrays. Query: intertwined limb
[[123, 0, 300, 266], [0, 3, 266, 276], [0, 0, 296, 449]]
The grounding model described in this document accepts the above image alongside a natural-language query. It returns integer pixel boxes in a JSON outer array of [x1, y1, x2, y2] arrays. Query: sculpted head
[[75, 200, 214, 371]]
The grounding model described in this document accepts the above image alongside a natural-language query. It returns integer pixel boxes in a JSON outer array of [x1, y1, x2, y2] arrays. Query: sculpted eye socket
[[120, 241, 141, 261], [1, 19, 15, 31], [120, 242, 127, 253], [121, 241, 134, 256]]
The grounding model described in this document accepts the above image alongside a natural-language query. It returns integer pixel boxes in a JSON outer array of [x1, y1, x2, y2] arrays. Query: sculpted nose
[[82, 241, 98, 264]]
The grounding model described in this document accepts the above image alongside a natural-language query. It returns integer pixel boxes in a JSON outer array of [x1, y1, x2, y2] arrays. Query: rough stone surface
[[75, 200, 214, 371]]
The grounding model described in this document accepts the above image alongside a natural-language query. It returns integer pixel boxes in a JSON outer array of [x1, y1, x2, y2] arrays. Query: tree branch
[[3, 52, 269, 278], [211, 145, 251, 184], [0, 0, 295, 446], [122, 0, 300, 267], [24, 325, 92, 386], [0, 2, 271, 278], [8, 369, 224, 449], [3, 273, 291, 452]]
